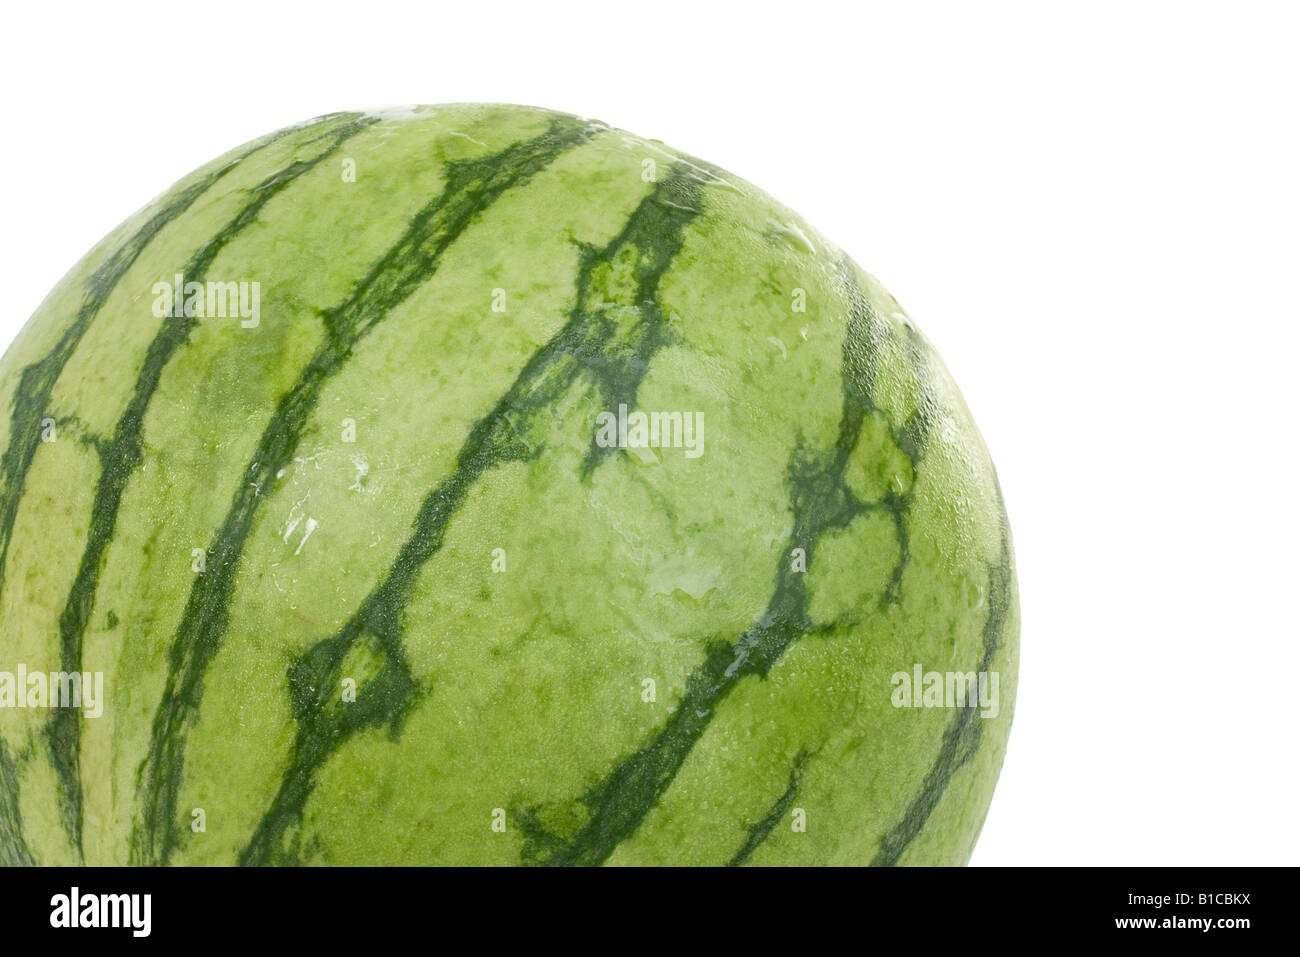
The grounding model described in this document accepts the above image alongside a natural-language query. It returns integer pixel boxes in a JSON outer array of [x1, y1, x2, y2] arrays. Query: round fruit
[[0, 104, 1017, 866]]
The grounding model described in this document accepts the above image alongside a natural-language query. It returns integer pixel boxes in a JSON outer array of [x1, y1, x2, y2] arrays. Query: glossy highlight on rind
[[0, 104, 1018, 866]]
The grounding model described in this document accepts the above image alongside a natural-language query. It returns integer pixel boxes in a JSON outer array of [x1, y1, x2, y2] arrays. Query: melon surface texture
[[0, 104, 1017, 866]]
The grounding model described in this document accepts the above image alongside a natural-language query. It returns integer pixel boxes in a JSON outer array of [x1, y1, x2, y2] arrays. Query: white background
[[2, 1, 1296, 866]]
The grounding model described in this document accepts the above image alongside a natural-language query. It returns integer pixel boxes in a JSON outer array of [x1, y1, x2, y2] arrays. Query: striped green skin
[[0, 104, 1017, 866]]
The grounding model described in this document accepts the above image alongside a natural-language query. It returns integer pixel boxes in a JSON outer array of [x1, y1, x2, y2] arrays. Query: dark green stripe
[[727, 753, 807, 867], [132, 114, 601, 866], [0, 116, 325, 602], [238, 160, 705, 866], [43, 114, 375, 859], [879, 322, 936, 606], [0, 740, 34, 866], [728, 286, 949, 869], [515, 261, 898, 866], [870, 503, 1013, 866]]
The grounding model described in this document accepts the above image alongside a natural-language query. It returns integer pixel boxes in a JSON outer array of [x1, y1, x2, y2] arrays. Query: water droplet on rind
[[766, 219, 817, 254]]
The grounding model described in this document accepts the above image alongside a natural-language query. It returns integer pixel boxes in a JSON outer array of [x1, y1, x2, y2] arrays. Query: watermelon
[[0, 104, 1018, 866]]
